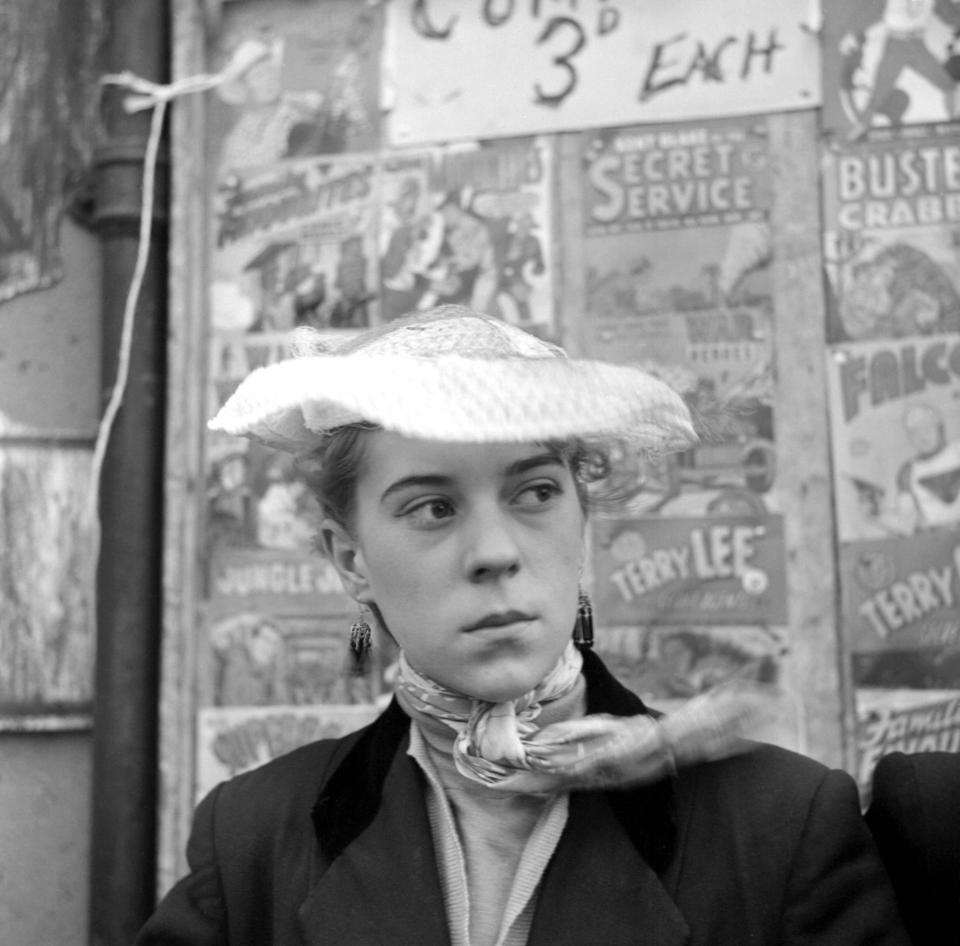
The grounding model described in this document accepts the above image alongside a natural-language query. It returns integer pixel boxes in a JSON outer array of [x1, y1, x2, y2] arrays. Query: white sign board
[[385, 0, 821, 145]]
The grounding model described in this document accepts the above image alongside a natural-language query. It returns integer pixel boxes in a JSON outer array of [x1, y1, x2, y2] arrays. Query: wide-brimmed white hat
[[209, 307, 696, 462]]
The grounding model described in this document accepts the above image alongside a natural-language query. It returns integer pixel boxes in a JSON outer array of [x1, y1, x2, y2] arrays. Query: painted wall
[[0, 733, 92, 944], [0, 217, 100, 944], [0, 218, 101, 437]]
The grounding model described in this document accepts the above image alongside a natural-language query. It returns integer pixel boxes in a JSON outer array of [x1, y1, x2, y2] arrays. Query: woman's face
[[326, 432, 585, 702]]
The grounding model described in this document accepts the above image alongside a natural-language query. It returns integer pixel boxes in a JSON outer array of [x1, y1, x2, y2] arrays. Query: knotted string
[[396, 645, 773, 794]]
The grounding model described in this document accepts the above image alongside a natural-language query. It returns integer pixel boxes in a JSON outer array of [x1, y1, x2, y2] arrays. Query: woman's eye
[[405, 498, 456, 523], [514, 482, 561, 506]]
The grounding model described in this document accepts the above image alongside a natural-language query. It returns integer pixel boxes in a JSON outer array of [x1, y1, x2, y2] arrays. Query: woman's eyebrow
[[504, 452, 566, 477], [379, 452, 564, 501], [379, 474, 452, 504]]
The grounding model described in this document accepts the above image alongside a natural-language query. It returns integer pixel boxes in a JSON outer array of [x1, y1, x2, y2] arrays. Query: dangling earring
[[573, 589, 594, 649], [349, 608, 373, 675]]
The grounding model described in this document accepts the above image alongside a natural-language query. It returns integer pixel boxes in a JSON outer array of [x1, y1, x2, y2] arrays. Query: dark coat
[[137, 651, 908, 945], [866, 750, 960, 946]]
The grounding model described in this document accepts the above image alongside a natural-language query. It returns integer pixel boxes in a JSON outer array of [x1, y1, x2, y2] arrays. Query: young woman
[[137, 306, 908, 945]]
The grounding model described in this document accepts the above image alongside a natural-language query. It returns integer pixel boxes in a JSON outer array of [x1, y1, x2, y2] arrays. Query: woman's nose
[[463, 506, 521, 582]]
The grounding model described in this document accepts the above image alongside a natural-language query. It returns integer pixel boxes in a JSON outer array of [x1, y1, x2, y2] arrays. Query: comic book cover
[[594, 622, 801, 751], [595, 622, 787, 701], [203, 328, 356, 571], [195, 703, 381, 799], [200, 458, 379, 717], [212, 155, 378, 336], [201, 552, 373, 706], [200, 155, 381, 786], [591, 515, 788, 626], [825, 333, 960, 542], [822, 0, 960, 139], [200, 561, 394, 710], [582, 116, 777, 517], [208, 0, 381, 176], [856, 689, 960, 797], [841, 529, 960, 663], [822, 123, 960, 343], [378, 138, 555, 334]]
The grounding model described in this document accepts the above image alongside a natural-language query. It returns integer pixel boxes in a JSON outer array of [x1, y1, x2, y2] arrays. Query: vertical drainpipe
[[89, 0, 169, 943]]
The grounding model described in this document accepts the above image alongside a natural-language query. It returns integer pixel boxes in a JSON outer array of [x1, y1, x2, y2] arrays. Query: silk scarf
[[395, 643, 770, 793]]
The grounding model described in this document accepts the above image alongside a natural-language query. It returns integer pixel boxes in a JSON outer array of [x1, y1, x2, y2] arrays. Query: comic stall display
[[196, 541, 391, 798], [379, 138, 556, 334], [580, 116, 797, 746], [197, 149, 385, 793], [208, 0, 381, 175], [822, 122, 960, 344], [826, 332, 960, 791], [822, 0, 960, 140], [821, 115, 960, 790]]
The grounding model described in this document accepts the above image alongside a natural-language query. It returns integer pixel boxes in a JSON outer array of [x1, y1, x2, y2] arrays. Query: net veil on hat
[[209, 306, 697, 469]]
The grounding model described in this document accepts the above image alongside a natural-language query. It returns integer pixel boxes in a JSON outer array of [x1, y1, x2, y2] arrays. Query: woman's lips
[[462, 610, 536, 633]]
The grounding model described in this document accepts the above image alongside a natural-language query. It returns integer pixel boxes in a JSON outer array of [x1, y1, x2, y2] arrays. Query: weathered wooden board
[[157, 0, 211, 895], [0, 442, 94, 727], [768, 110, 850, 770]]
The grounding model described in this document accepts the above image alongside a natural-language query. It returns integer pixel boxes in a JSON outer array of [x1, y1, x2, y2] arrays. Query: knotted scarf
[[395, 643, 771, 794]]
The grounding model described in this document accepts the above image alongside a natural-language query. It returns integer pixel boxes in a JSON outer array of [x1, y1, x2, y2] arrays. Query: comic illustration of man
[[211, 612, 290, 706], [420, 190, 497, 312], [585, 258, 655, 320], [839, 241, 960, 339], [290, 265, 328, 329], [216, 38, 326, 174], [241, 242, 299, 332], [839, 0, 960, 139], [287, 11, 376, 156], [207, 451, 254, 548], [496, 210, 545, 325], [328, 234, 373, 328], [216, 16, 376, 174], [854, 648, 960, 686], [255, 455, 316, 551], [380, 177, 443, 320], [893, 402, 960, 529], [846, 474, 903, 538], [602, 627, 780, 703], [215, 174, 246, 248], [718, 221, 772, 304]]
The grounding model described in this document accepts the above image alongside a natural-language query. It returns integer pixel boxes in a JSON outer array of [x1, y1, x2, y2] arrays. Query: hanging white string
[[84, 85, 167, 631], [86, 86, 164, 499], [86, 43, 272, 626]]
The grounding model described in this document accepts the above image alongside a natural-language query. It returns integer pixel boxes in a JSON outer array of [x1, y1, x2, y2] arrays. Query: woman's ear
[[318, 517, 373, 603]]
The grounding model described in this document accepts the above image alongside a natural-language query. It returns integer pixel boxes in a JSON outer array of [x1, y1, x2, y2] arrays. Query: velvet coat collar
[[298, 649, 689, 946]]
